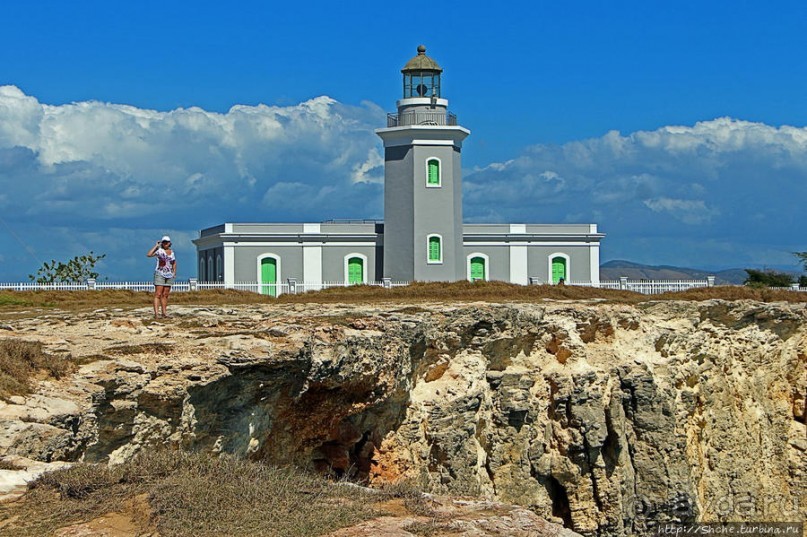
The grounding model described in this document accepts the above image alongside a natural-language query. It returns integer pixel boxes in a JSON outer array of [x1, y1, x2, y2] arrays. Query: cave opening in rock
[[545, 475, 573, 528]]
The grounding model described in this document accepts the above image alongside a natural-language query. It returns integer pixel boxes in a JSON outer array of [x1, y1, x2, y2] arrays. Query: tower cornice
[[375, 125, 470, 148]]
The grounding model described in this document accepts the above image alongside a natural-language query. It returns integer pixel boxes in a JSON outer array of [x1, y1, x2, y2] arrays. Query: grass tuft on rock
[[0, 339, 75, 400], [2, 449, 378, 537]]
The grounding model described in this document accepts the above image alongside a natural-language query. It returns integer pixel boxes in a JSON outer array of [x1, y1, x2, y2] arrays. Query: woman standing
[[147, 236, 177, 318]]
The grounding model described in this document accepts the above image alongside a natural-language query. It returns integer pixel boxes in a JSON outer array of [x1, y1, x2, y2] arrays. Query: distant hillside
[[600, 260, 748, 284]]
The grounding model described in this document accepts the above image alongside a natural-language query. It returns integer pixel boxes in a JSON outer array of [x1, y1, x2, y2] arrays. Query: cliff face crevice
[[0, 300, 804, 536]]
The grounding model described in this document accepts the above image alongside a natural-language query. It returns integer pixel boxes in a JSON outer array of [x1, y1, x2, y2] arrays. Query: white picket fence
[[0, 279, 409, 297], [1, 278, 805, 296]]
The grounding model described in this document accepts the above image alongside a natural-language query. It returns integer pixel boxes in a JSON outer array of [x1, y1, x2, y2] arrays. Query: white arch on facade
[[466, 252, 490, 281], [343, 253, 368, 284], [426, 233, 443, 264], [256, 253, 282, 285], [547, 252, 571, 284], [425, 156, 442, 188]]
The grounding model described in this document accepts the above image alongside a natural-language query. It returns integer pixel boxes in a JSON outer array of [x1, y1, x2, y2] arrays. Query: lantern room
[[402, 45, 442, 98]]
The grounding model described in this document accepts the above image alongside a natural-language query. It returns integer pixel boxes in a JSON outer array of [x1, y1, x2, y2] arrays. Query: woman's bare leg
[[161, 287, 170, 317], [153, 287, 162, 317]]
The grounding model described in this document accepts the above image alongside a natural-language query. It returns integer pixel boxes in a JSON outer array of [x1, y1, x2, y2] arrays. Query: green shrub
[[743, 269, 793, 288]]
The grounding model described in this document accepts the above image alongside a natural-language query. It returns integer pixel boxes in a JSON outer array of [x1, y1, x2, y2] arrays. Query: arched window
[[549, 254, 569, 284], [344, 254, 367, 285], [199, 258, 206, 281], [426, 158, 441, 187], [207, 257, 213, 283], [427, 234, 442, 264], [257, 254, 281, 297]]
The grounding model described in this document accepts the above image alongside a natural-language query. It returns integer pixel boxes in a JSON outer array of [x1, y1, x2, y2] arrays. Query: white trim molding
[[344, 253, 368, 284], [547, 252, 570, 284], [303, 245, 323, 289], [223, 245, 235, 287], [589, 243, 600, 286], [466, 252, 490, 281], [426, 234, 443, 264]]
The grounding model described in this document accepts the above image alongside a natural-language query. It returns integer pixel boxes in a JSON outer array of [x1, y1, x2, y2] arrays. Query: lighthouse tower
[[376, 45, 470, 282]]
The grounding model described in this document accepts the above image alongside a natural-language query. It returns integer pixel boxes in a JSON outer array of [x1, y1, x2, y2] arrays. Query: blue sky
[[1, 0, 806, 280]]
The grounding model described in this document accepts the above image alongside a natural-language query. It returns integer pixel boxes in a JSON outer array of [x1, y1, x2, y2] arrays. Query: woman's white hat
[[161, 235, 171, 242]]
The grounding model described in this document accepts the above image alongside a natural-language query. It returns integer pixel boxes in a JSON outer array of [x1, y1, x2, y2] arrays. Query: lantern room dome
[[401, 45, 442, 73]]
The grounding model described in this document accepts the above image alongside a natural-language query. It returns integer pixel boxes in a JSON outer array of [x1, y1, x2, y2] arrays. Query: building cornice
[[463, 233, 605, 243], [193, 232, 382, 248]]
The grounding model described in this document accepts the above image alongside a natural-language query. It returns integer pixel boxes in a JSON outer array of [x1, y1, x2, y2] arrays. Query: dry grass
[[0, 288, 271, 311], [1, 450, 378, 537], [0, 282, 804, 315], [650, 285, 807, 303], [0, 460, 23, 470], [0, 339, 75, 400]]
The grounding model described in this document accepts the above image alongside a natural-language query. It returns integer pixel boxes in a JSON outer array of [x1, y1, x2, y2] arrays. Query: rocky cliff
[[1, 300, 805, 535]]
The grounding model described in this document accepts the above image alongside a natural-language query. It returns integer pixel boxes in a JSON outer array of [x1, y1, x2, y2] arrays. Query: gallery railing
[[386, 111, 458, 127]]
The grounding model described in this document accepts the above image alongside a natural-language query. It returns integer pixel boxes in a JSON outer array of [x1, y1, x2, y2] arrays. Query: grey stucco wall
[[321, 246, 378, 282], [198, 247, 223, 281], [383, 145, 414, 281], [411, 144, 464, 281], [225, 244, 379, 283], [231, 246, 304, 283], [527, 245, 593, 282], [462, 246, 510, 281]]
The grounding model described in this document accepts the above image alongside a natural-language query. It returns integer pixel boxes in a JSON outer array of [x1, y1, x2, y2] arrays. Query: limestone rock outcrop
[[0, 300, 804, 535]]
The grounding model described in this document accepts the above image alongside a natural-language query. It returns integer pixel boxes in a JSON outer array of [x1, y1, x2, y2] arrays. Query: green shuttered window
[[427, 159, 440, 186], [428, 235, 442, 263]]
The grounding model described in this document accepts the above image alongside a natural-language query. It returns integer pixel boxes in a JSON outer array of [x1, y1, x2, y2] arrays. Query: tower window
[[426, 159, 441, 187], [427, 235, 442, 264]]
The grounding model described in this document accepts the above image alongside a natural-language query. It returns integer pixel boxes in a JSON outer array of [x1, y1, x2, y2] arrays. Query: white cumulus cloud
[[465, 118, 807, 268], [0, 86, 385, 279]]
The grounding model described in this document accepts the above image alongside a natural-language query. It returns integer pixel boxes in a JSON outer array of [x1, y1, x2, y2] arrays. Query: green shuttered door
[[551, 257, 566, 284], [470, 257, 485, 281], [260, 258, 277, 297], [348, 257, 363, 284]]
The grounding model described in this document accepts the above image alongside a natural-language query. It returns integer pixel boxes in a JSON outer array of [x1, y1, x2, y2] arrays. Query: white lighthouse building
[[194, 46, 603, 293]]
